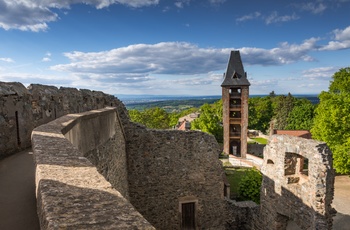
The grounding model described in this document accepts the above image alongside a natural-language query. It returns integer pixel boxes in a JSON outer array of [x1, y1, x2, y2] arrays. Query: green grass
[[224, 168, 250, 199], [250, 137, 268, 144]]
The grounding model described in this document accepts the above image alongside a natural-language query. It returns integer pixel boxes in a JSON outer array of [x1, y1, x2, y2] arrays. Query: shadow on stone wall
[[37, 179, 154, 229], [259, 175, 334, 230]]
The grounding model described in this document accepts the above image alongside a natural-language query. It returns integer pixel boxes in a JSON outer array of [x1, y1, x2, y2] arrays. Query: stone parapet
[[0, 82, 120, 159], [32, 108, 154, 229]]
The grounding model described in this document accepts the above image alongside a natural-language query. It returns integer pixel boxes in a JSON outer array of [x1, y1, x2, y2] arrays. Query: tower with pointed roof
[[221, 51, 250, 158]]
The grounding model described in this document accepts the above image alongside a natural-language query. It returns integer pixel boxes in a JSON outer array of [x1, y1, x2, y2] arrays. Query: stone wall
[[247, 143, 265, 158], [258, 135, 334, 229], [32, 108, 154, 229], [0, 82, 119, 159], [124, 122, 227, 229], [29, 86, 228, 229]]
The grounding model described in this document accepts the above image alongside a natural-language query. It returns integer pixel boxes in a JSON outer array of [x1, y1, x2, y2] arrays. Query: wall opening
[[181, 202, 196, 230], [284, 152, 309, 184], [15, 111, 21, 147]]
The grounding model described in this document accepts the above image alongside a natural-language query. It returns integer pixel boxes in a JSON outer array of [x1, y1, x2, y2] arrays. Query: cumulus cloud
[[320, 26, 350, 50], [302, 67, 338, 80], [51, 42, 232, 75], [49, 39, 319, 86], [240, 38, 318, 65], [0, 0, 159, 32]]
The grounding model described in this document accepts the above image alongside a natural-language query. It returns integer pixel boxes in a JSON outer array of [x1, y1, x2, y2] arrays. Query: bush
[[238, 168, 262, 203]]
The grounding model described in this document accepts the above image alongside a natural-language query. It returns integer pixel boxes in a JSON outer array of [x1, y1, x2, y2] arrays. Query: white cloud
[[236, 12, 261, 23], [174, 0, 190, 8], [300, 2, 327, 14], [48, 39, 320, 88], [265, 11, 299, 25], [42, 57, 51, 62], [208, 0, 226, 5], [0, 0, 160, 32], [302, 67, 338, 80], [240, 38, 318, 66], [51, 42, 232, 75], [41, 52, 52, 62], [236, 11, 298, 25], [0, 57, 14, 63], [320, 26, 350, 50]]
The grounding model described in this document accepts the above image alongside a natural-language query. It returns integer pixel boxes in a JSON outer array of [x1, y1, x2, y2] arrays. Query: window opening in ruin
[[284, 152, 309, 184], [181, 202, 196, 230], [267, 159, 274, 164], [15, 111, 21, 147], [54, 108, 57, 119]]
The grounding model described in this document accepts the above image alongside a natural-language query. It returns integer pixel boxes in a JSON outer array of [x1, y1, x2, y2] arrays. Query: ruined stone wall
[[247, 143, 265, 158], [124, 122, 227, 230], [32, 108, 154, 229], [0, 82, 119, 159], [0, 82, 33, 156], [258, 135, 334, 230]]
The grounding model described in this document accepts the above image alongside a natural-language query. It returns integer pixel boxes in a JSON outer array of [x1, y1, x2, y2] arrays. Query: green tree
[[311, 68, 350, 174], [273, 93, 295, 130], [128, 107, 170, 129], [285, 99, 315, 130], [191, 100, 223, 143], [248, 97, 273, 133], [329, 67, 350, 93]]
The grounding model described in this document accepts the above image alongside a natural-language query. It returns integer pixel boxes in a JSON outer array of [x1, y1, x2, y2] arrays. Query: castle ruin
[[0, 62, 334, 230]]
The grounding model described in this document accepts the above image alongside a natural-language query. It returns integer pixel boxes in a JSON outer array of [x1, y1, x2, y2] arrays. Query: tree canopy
[[311, 67, 350, 174], [191, 100, 223, 143]]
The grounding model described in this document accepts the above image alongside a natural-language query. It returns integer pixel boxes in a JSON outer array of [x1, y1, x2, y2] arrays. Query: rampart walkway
[[1, 149, 349, 230], [0, 149, 40, 230]]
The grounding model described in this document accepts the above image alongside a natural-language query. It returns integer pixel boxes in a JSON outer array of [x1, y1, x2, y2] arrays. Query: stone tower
[[221, 51, 250, 158]]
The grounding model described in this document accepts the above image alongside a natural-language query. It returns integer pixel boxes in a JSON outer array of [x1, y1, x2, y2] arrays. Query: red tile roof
[[274, 130, 312, 139]]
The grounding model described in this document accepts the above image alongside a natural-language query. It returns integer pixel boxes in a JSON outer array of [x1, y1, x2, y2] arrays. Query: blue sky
[[0, 0, 350, 96]]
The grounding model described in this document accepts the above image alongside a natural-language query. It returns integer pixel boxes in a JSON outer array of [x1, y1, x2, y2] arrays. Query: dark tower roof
[[221, 50, 250, 87]]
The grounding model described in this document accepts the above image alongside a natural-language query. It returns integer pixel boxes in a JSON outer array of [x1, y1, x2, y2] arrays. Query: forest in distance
[[122, 94, 319, 112]]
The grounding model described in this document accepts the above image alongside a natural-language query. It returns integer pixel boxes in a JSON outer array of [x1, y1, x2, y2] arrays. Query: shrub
[[238, 168, 262, 203]]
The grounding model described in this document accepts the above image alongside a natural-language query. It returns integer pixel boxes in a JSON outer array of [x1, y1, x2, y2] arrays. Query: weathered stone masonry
[[26, 82, 228, 229], [0, 82, 118, 159], [2, 81, 335, 229], [259, 135, 334, 229]]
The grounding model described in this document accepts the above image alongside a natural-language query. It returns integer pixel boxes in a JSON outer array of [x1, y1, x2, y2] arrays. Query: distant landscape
[[118, 94, 320, 112]]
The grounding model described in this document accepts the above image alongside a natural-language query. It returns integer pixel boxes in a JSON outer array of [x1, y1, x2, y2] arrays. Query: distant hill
[[118, 94, 319, 112]]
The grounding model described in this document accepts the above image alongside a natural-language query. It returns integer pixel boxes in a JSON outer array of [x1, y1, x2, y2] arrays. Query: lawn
[[250, 137, 268, 145], [224, 167, 251, 199]]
